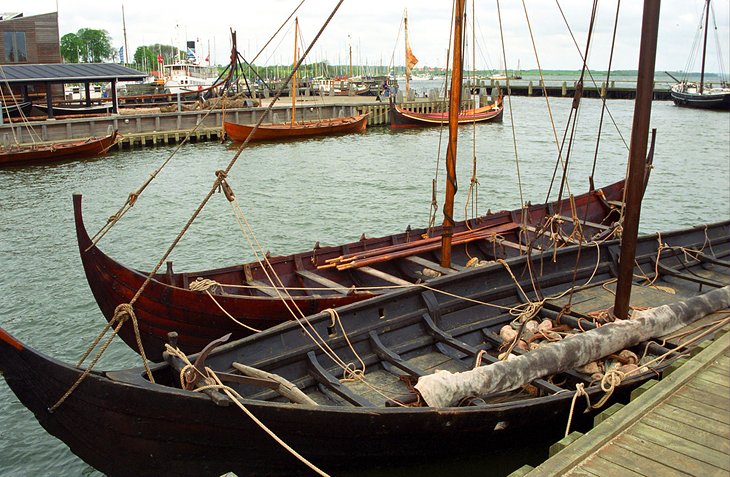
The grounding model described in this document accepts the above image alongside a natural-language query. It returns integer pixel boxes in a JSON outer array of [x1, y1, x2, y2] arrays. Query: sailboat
[[0, 131, 118, 168], [2, 2, 729, 476], [0, 84, 118, 167], [389, 8, 504, 128], [71, 0, 657, 361], [670, 0, 730, 110], [224, 18, 368, 142]]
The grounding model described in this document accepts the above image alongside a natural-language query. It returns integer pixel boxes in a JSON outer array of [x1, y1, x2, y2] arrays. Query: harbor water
[[0, 96, 728, 475]]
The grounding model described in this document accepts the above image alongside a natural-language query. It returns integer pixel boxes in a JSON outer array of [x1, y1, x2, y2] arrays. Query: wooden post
[[111, 79, 119, 114], [613, 0, 661, 319], [440, 0, 466, 269], [45, 82, 54, 119]]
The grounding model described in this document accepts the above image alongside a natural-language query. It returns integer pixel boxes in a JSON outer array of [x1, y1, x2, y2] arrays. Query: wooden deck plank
[[640, 411, 730, 454], [599, 436, 692, 477], [684, 377, 730, 400], [610, 434, 700, 476], [630, 421, 729, 471], [696, 367, 730, 387], [247, 280, 281, 297], [573, 455, 642, 476], [402, 255, 458, 275], [295, 270, 348, 294], [525, 332, 730, 477], [356, 266, 413, 286], [668, 385, 730, 412], [665, 393, 730, 425], [654, 403, 730, 440]]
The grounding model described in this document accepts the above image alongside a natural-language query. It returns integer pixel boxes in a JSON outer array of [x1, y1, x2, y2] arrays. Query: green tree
[[76, 28, 113, 62], [60, 33, 83, 63], [133, 43, 180, 71], [60, 29, 113, 63]]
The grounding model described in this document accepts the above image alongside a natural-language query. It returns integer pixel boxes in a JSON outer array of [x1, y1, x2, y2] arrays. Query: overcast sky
[[3, 0, 729, 73]]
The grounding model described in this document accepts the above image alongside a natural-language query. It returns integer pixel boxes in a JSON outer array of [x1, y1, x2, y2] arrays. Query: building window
[[4, 32, 28, 63]]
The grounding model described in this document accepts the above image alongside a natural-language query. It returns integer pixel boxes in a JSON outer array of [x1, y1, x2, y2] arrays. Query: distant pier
[[0, 81, 675, 150]]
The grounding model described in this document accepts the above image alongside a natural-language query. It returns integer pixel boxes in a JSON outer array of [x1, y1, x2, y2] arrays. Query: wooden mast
[[440, 0, 466, 268], [613, 0, 661, 319], [699, 0, 711, 94], [291, 18, 299, 126], [404, 9, 410, 98]]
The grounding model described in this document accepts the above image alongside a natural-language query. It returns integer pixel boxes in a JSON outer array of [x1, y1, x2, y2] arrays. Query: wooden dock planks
[[524, 331, 730, 477]]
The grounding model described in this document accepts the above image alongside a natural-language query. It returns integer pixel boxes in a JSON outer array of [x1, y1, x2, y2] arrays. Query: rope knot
[[189, 277, 222, 293], [215, 170, 236, 202], [113, 303, 135, 323]]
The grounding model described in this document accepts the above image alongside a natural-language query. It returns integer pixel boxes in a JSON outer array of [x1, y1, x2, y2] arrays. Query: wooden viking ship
[[2, 3, 728, 476], [75, 0, 657, 362], [223, 19, 369, 142], [2, 221, 730, 476], [0, 130, 118, 168], [223, 113, 368, 142], [75, 173, 641, 362], [389, 95, 504, 128]]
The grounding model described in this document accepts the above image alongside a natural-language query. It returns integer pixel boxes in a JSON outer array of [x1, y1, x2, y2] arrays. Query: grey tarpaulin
[[415, 286, 730, 408]]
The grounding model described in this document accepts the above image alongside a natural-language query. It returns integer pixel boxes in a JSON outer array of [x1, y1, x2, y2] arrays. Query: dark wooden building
[[0, 12, 61, 64], [1, 12, 62, 105]]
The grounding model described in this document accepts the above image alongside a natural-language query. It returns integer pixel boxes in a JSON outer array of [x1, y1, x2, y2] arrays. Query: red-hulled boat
[[223, 114, 368, 142], [0, 130, 118, 168], [389, 95, 504, 128], [75, 174, 639, 361]]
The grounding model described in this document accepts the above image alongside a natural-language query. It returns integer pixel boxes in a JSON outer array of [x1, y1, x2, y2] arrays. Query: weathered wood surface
[[524, 331, 730, 477]]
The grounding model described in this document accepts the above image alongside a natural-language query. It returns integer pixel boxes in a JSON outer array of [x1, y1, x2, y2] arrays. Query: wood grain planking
[[684, 377, 730, 400], [654, 403, 730, 440], [596, 437, 692, 477], [662, 395, 730, 425], [611, 434, 700, 477], [630, 421, 729, 470], [641, 411, 730, 454], [695, 368, 730, 387], [568, 455, 630, 476], [673, 383, 730, 411]]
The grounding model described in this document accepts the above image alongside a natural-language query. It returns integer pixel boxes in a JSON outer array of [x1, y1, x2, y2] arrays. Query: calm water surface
[[0, 96, 728, 476]]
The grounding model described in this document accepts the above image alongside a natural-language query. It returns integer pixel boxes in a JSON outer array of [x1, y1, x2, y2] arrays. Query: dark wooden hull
[[75, 176, 632, 361], [35, 103, 113, 116], [224, 114, 368, 142], [0, 131, 118, 168], [1, 100, 32, 117], [670, 90, 730, 110], [389, 97, 504, 128], [3, 221, 729, 476]]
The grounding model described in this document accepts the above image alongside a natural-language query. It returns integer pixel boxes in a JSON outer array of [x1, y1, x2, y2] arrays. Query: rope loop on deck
[[565, 382, 592, 437]]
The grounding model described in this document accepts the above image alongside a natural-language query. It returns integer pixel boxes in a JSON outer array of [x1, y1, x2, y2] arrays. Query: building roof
[[0, 63, 148, 83]]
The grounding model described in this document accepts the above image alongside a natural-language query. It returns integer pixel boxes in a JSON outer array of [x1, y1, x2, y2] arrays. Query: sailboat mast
[[291, 17, 298, 126], [613, 0, 661, 319], [121, 4, 129, 64], [404, 10, 410, 98], [699, 0, 711, 94], [440, 0, 466, 268], [349, 37, 353, 79]]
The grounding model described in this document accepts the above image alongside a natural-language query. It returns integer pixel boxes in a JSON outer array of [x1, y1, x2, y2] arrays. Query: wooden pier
[[512, 327, 730, 477], [0, 80, 673, 150]]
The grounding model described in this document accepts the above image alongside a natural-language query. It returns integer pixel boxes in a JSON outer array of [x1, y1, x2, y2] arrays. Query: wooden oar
[[322, 220, 518, 268], [338, 222, 520, 270]]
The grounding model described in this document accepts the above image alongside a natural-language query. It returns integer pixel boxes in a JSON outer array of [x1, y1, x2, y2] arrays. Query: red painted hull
[[0, 131, 118, 167], [75, 177, 629, 361], [224, 114, 368, 142], [390, 97, 504, 128]]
